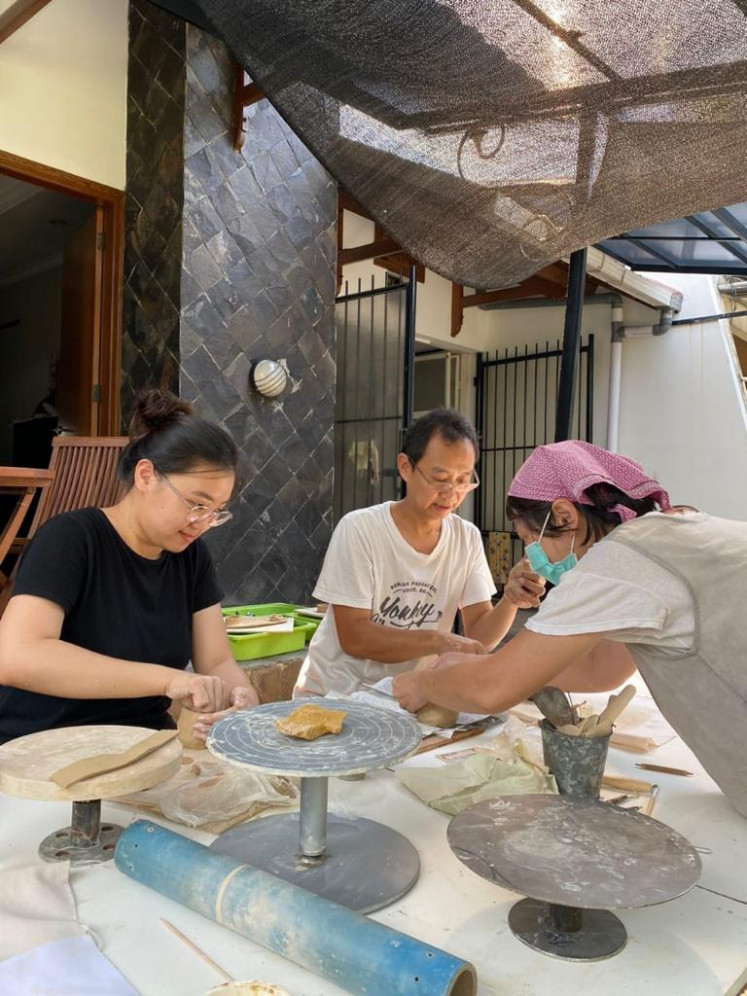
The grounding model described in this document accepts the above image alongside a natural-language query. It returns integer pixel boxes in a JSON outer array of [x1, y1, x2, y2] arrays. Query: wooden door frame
[[0, 149, 124, 434]]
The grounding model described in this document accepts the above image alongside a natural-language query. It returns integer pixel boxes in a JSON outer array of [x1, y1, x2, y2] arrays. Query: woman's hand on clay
[[164, 671, 230, 713], [188, 683, 259, 742], [392, 670, 428, 713], [503, 558, 546, 609]]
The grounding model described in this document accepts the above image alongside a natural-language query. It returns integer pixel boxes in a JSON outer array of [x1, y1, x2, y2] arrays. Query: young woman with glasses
[[294, 408, 544, 699], [0, 389, 257, 744]]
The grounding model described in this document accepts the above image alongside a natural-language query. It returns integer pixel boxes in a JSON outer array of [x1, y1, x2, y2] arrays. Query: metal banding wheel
[[448, 794, 701, 961], [207, 699, 423, 913]]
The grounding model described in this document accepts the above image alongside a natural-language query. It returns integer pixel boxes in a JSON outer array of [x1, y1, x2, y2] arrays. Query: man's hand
[[164, 672, 229, 712], [186, 683, 259, 742], [435, 632, 487, 656], [416, 651, 474, 672], [503, 558, 546, 609], [392, 669, 429, 712]]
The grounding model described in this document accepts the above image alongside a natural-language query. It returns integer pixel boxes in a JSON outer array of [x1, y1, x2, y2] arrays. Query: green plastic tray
[[223, 603, 320, 644], [222, 604, 314, 661]]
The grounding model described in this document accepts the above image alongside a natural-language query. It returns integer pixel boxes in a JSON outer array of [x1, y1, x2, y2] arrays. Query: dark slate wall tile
[[182, 26, 336, 605], [123, 8, 336, 606], [122, 0, 184, 417]]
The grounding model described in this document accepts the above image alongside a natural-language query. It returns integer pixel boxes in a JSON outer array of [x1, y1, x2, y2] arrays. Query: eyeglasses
[[412, 463, 480, 497], [160, 474, 233, 527]]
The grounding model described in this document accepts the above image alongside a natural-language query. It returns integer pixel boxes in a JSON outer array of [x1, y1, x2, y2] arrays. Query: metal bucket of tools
[[540, 720, 610, 800]]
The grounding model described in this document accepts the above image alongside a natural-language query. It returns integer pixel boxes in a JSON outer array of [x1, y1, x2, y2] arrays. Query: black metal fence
[[475, 335, 595, 573], [333, 274, 416, 522]]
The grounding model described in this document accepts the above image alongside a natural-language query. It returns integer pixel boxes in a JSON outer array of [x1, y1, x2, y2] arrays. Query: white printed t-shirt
[[525, 512, 697, 653], [294, 502, 496, 697]]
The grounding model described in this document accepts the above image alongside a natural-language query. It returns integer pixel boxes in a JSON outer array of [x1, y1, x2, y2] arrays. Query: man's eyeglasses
[[160, 474, 233, 527], [412, 463, 480, 498]]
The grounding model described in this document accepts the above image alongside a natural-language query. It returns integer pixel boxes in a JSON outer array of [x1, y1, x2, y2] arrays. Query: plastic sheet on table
[[113, 749, 298, 834]]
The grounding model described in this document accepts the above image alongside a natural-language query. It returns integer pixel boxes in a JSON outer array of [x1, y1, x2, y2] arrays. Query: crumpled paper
[[114, 750, 298, 834], [396, 717, 557, 815]]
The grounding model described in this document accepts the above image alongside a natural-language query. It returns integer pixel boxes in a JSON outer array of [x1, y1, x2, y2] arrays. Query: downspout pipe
[[606, 299, 675, 451]]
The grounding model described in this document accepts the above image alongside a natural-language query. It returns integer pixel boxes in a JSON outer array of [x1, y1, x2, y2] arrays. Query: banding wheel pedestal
[[448, 795, 701, 961], [207, 700, 422, 913], [0, 725, 182, 864], [39, 799, 124, 864]]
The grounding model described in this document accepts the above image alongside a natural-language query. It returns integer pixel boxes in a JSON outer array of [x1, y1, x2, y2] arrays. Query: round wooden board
[[0, 725, 182, 802]]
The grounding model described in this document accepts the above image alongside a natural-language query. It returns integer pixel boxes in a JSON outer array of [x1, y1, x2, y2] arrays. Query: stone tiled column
[[180, 29, 337, 606], [123, 6, 337, 606], [122, 0, 186, 417]]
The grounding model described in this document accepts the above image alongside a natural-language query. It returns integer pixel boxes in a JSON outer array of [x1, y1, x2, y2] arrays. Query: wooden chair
[[0, 436, 129, 614], [30, 436, 129, 528]]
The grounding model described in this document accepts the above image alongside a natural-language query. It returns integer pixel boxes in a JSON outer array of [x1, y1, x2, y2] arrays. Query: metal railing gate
[[475, 335, 595, 574], [333, 272, 416, 523]]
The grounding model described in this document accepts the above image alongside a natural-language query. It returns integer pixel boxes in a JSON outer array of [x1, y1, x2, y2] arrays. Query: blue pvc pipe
[[115, 820, 476, 996]]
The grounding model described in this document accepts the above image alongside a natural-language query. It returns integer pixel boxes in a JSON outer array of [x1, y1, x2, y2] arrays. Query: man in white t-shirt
[[294, 410, 544, 697]]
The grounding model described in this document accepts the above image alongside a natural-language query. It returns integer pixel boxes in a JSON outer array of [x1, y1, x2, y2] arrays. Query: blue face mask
[[525, 511, 577, 586]]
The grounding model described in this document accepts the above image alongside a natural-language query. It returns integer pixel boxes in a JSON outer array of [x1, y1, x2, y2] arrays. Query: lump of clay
[[177, 707, 205, 750], [416, 703, 458, 728], [275, 705, 346, 740]]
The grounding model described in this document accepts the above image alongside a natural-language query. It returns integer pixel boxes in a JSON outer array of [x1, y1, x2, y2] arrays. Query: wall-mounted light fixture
[[250, 359, 288, 398]]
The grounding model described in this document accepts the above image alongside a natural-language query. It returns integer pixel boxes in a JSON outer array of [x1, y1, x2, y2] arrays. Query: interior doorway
[[0, 151, 124, 469]]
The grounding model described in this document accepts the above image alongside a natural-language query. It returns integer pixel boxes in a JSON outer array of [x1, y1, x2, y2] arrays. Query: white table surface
[[1, 728, 746, 996]]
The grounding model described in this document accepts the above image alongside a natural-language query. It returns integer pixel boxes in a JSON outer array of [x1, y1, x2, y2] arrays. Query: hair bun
[[128, 389, 193, 439]]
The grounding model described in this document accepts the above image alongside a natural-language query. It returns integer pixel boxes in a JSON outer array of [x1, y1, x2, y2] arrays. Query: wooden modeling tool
[[161, 919, 232, 983], [636, 763, 693, 777], [51, 729, 179, 788], [602, 774, 653, 794], [641, 784, 659, 817], [553, 685, 637, 739]]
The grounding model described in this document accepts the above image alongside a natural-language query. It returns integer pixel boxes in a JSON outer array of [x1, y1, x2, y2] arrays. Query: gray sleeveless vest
[[606, 513, 747, 817]]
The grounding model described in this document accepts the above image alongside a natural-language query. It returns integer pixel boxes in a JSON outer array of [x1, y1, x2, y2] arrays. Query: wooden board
[[0, 725, 182, 802]]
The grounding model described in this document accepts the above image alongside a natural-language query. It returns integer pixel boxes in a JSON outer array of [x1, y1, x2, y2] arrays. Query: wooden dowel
[[636, 763, 694, 777], [602, 774, 652, 794], [161, 918, 233, 983], [641, 784, 659, 817]]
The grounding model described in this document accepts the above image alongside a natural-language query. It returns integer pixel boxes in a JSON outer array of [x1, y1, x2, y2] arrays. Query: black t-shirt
[[0, 507, 222, 742]]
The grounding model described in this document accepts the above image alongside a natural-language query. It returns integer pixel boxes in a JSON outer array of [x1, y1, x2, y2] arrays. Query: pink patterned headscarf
[[508, 441, 671, 523]]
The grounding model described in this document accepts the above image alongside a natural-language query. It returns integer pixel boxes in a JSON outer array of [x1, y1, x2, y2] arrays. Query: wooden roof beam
[[338, 190, 373, 219], [338, 236, 401, 266], [0, 0, 53, 46], [233, 66, 267, 150]]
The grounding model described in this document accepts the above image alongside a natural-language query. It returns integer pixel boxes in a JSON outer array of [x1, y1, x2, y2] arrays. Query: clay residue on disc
[[275, 704, 346, 740]]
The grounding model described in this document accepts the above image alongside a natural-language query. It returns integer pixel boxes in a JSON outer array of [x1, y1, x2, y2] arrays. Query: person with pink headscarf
[[393, 440, 747, 818]]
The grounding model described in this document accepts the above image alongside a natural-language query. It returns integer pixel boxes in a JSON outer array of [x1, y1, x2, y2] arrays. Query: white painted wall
[[341, 210, 489, 349], [0, 0, 128, 189], [617, 274, 747, 520]]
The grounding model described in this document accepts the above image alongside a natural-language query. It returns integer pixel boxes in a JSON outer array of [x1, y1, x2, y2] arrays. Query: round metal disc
[[39, 822, 124, 865], [508, 898, 627, 961], [207, 699, 422, 777], [448, 795, 701, 909], [210, 812, 420, 913]]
